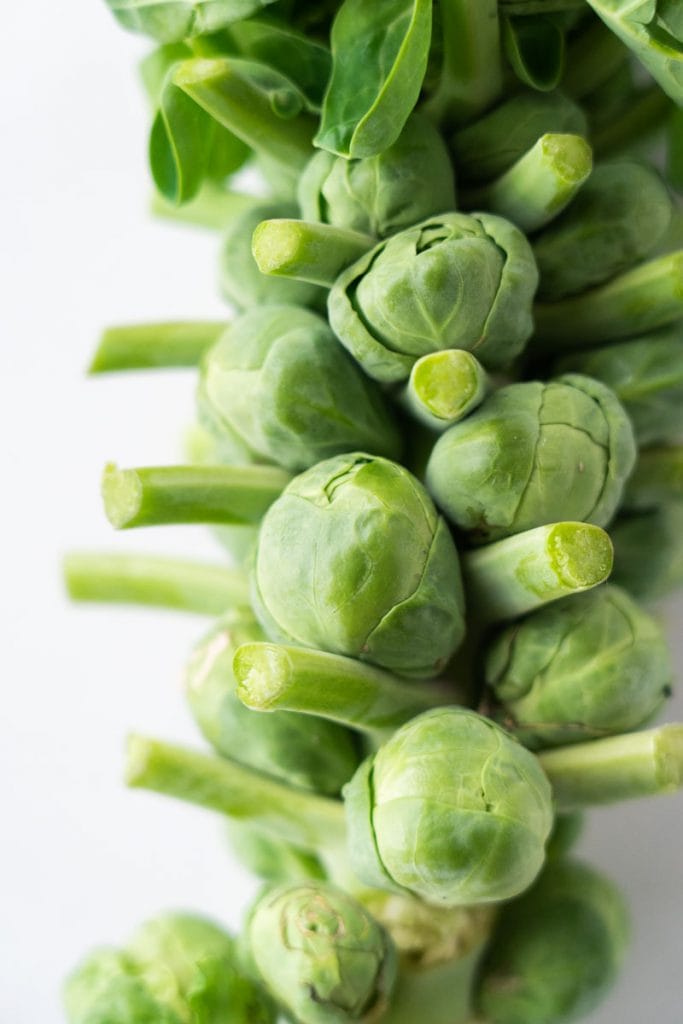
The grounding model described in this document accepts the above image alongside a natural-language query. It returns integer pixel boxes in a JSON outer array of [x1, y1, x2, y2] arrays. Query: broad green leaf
[[105, 0, 280, 43], [502, 15, 566, 91], [140, 42, 192, 101], [586, 0, 683, 105], [315, 0, 432, 158], [225, 19, 331, 110]]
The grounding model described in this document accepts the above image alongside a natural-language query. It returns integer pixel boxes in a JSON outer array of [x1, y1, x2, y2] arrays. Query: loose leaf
[[502, 14, 566, 91], [105, 0, 280, 43], [586, 0, 683, 105], [315, 0, 432, 158], [226, 19, 331, 110]]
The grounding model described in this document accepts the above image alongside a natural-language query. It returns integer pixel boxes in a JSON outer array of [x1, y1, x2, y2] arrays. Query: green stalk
[[539, 725, 683, 809], [591, 85, 672, 157], [562, 17, 629, 99], [464, 134, 592, 233], [463, 522, 613, 624], [401, 350, 489, 431], [385, 948, 483, 1024], [126, 735, 347, 852], [173, 58, 316, 175], [251, 219, 373, 287], [101, 463, 290, 529], [533, 251, 683, 352], [63, 552, 249, 615], [233, 643, 455, 737], [422, 0, 503, 128], [89, 322, 225, 373], [499, 1, 582, 11], [151, 186, 259, 230], [623, 447, 683, 511]]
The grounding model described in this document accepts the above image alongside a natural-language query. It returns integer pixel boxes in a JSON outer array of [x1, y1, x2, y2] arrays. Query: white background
[[1, 2, 681, 1020]]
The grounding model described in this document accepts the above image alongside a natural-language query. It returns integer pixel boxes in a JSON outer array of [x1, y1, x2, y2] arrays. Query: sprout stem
[[173, 58, 316, 174], [400, 351, 489, 431], [422, 0, 503, 129], [562, 18, 629, 99], [463, 134, 593, 233], [591, 85, 672, 158], [125, 735, 347, 851], [500, 0, 582, 11], [151, 186, 258, 230], [89, 322, 225, 373], [533, 251, 683, 352], [63, 552, 249, 614], [463, 522, 613, 623], [539, 725, 683, 809], [251, 219, 373, 287], [623, 447, 683, 511], [385, 946, 483, 1024], [233, 643, 456, 737], [101, 463, 290, 529]]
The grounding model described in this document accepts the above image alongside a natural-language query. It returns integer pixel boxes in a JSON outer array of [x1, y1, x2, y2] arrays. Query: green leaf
[[139, 42, 192, 102], [104, 0, 280, 43], [586, 0, 683, 105], [315, 0, 432, 158], [503, 14, 566, 91], [150, 70, 248, 205]]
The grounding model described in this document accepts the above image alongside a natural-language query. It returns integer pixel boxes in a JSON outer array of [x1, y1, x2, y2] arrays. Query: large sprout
[[327, 212, 538, 384], [246, 882, 397, 1024], [485, 585, 672, 749], [344, 708, 553, 906], [252, 453, 466, 678], [197, 305, 402, 471], [426, 373, 636, 543]]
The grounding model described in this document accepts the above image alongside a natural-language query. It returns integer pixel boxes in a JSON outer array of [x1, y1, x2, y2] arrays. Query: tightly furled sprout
[[252, 453, 466, 678], [426, 373, 636, 543], [327, 211, 538, 383], [64, 912, 275, 1024], [485, 584, 673, 749], [475, 860, 629, 1024], [197, 305, 402, 471], [246, 882, 397, 1024], [344, 708, 553, 906], [185, 609, 360, 795]]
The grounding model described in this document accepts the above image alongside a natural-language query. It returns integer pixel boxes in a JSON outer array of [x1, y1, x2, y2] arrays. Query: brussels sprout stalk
[[623, 446, 683, 511], [562, 17, 630, 98], [252, 218, 374, 286], [463, 133, 593, 232], [401, 351, 490, 430], [463, 522, 614, 623], [533, 250, 683, 351], [422, 0, 503, 128], [64, 551, 249, 614], [539, 725, 683, 809], [233, 642, 456, 738], [591, 83, 673, 157], [101, 462, 291, 529], [151, 184, 258, 230], [125, 734, 347, 854], [89, 321, 225, 373]]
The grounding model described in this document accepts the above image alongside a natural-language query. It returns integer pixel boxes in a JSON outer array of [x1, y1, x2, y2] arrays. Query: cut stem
[[89, 321, 225, 373], [101, 463, 290, 529], [533, 251, 683, 352], [173, 57, 316, 175], [251, 219, 373, 287], [464, 134, 593, 233], [622, 447, 683, 511], [400, 350, 489, 431], [126, 735, 346, 852], [539, 725, 683, 809], [422, 0, 503, 128], [463, 522, 613, 624], [63, 552, 249, 615], [234, 643, 456, 737]]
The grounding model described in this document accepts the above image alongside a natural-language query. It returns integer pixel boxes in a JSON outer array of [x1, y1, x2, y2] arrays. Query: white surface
[[1, 2, 682, 1020]]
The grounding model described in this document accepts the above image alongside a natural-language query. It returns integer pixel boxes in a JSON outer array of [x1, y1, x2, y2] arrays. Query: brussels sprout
[[475, 860, 629, 1024], [298, 114, 456, 238], [533, 161, 673, 301], [246, 882, 397, 1024], [344, 708, 553, 906], [252, 453, 466, 678], [185, 609, 360, 795], [611, 503, 683, 602], [426, 373, 636, 543], [554, 325, 683, 445], [485, 585, 672, 749], [327, 212, 538, 384], [219, 201, 327, 310], [197, 305, 402, 472], [64, 914, 276, 1024]]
